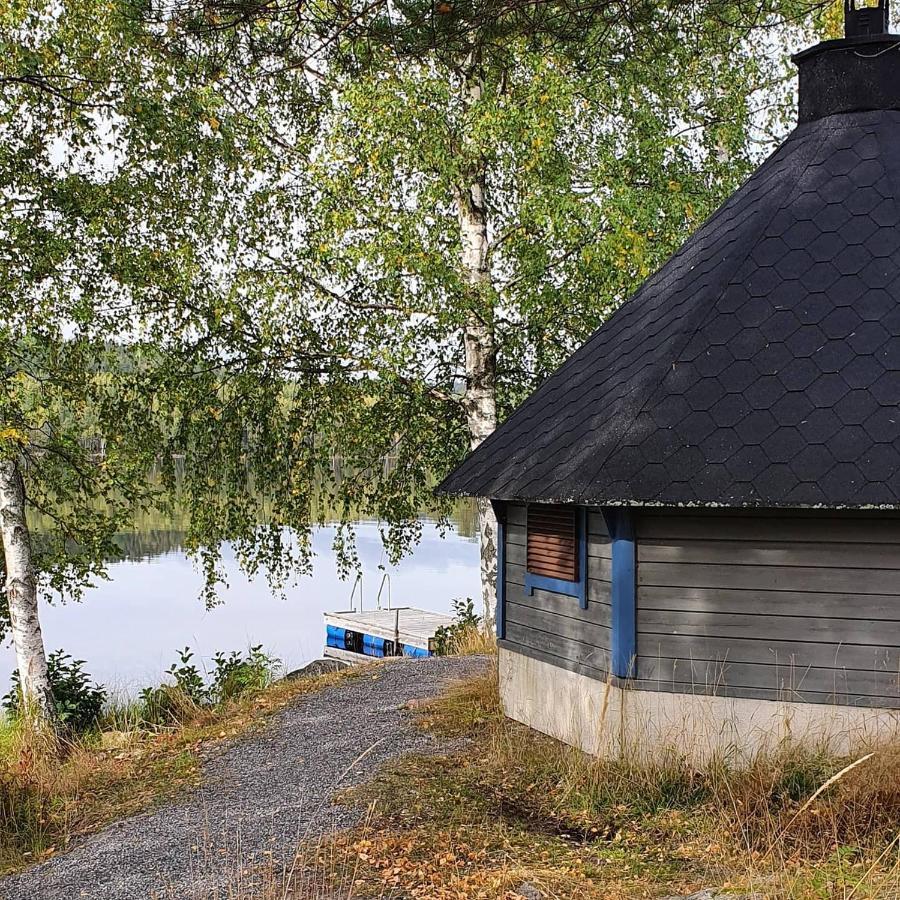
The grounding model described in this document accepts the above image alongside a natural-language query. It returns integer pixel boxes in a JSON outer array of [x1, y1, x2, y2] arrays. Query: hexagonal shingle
[[441, 108, 900, 509]]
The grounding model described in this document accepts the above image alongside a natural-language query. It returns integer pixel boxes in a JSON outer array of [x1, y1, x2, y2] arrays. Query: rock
[[403, 697, 432, 710], [514, 882, 543, 900], [283, 658, 349, 680]]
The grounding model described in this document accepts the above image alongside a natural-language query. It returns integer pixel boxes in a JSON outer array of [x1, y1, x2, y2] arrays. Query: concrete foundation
[[500, 647, 900, 762]]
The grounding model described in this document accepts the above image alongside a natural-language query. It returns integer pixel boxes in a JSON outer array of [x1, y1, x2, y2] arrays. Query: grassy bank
[[273, 664, 900, 899], [0, 617, 490, 881], [0, 665, 359, 875], [4, 646, 897, 898]]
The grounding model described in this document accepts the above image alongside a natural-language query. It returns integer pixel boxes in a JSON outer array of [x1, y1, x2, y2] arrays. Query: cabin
[[439, 4, 900, 760]]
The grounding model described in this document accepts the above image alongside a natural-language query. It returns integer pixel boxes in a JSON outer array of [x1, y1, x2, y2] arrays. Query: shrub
[[164, 647, 209, 705], [433, 598, 483, 656], [138, 648, 207, 726], [138, 645, 281, 725], [211, 645, 280, 703], [3, 651, 106, 734]]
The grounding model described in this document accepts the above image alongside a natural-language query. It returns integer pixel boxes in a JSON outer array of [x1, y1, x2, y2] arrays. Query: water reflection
[[0, 520, 480, 697]]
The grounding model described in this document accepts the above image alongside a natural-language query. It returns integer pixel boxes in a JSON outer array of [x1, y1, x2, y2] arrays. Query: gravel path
[[0, 656, 488, 900]]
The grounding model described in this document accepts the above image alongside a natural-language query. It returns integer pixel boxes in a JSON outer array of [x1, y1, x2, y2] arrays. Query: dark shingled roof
[[440, 39, 900, 508]]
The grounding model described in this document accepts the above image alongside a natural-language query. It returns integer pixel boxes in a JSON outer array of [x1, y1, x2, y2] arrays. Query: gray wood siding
[[502, 503, 612, 676], [636, 512, 900, 708]]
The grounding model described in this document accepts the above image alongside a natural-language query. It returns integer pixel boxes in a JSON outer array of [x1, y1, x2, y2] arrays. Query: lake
[[0, 518, 481, 698]]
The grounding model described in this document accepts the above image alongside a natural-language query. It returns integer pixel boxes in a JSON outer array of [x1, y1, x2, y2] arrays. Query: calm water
[[0, 521, 480, 697]]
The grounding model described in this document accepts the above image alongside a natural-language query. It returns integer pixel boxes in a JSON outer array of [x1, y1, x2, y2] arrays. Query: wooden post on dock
[[393, 609, 400, 656]]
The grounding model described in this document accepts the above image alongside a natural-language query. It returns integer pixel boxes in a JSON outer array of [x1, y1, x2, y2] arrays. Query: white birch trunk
[[457, 60, 499, 629], [0, 458, 55, 722]]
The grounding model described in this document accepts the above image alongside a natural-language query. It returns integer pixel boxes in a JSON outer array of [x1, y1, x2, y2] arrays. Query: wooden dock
[[324, 607, 454, 662]]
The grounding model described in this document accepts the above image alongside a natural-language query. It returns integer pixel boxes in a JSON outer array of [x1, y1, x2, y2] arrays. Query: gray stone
[[283, 657, 349, 679], [515, 882, 543, 900]]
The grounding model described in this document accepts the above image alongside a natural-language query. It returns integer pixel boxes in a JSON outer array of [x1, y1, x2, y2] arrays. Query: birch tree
[[212, 1, 812, 625], [0, 459, 52, 719], [0, 0, 323, 721]]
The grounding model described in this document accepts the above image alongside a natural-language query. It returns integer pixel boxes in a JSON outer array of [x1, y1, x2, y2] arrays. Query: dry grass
[[270, 663, 900, 900], [0, 665, 363, 875], [153, 825, 373, 899], [446, 623, 498, 657]]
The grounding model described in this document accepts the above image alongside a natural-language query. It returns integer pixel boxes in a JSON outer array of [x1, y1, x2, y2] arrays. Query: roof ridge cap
[[874, 111, 900, 211]]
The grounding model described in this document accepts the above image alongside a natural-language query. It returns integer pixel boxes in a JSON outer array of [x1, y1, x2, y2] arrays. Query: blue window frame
[[524, 505, 588, 609]]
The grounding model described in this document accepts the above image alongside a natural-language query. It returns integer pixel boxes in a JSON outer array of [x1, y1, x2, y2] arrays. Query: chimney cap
[[791, 31, 900, 63]]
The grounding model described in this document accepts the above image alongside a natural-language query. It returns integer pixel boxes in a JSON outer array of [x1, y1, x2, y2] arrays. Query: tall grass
[[417, 664, 900, 896], [443, 622, 497, 657], [168, 776, 384, 898], [0, 716, 70, 863], [157, 827, 368, 899], [0, 709, 194, 871]]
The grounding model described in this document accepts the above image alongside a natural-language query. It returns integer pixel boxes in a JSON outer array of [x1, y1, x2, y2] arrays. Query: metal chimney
[[844, 0, 890, 37], [793, 3, 900, 123]]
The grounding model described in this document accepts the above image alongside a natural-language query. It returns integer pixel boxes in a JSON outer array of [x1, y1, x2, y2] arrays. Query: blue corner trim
[[578, 505, 588, 609], [524, 506, 588, 609], [496, 517, 506, 640], [602, 508, 636, 679]]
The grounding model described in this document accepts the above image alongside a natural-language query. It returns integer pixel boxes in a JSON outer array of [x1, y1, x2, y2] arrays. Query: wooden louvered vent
[[526, 505, 578, 582]]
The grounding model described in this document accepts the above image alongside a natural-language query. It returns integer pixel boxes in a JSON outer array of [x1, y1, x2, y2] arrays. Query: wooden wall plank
[[506, 562, 525, 587], [638, 656, 900, 700], [507, 581, 611, 627], [639, 585, 900, 621], [587, 578, 612, 606], [507, 504, 527, 526], [588, 534, 613, 560], [637, 513, 900, 544], [498, 639, 609, 683], [588, 557, 614, 582], [507, 543, 526, 566], [505, 621, 611, 672], [639, 633, 900, 672], [638, 561, 900, 595], [639, 538, 900, 570], [506, 601, 612, 647], [507, 522, 527, 547], [639, 609, 900, 646], [587, 510, 610, 538]]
